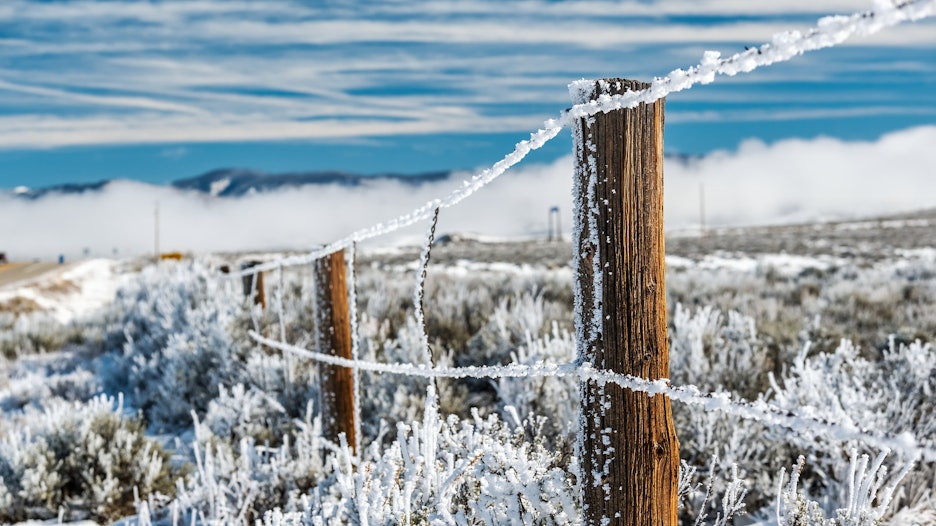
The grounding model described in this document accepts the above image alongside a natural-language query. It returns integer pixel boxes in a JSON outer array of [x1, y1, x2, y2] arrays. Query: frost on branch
[[776, 450, 913, 526], [271, 384, 579, 526], [0, 395, 180, 523]]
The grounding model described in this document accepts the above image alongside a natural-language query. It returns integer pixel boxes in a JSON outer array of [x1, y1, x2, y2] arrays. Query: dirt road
[[0, 262, 67, 290]]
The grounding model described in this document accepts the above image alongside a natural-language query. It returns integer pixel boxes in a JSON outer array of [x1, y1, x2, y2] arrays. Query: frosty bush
[[766, 337, 936, 520], [102, 261, 323, 432], [170, 398, 327, 525], [670, 304, 768, 399], [775, 451, 912, 526], [103, 261, 247, 430], [494, 322, 578, 440], [267, 385, 578, 526], [0, 348, 99, 413], [0, 394, 181, 523], [0, 311, 93, 359], [10, 243, 936, 524], [666, 305, 936, 524]]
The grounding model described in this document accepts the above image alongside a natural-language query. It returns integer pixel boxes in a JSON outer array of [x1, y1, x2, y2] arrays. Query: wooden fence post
[[314, 249, 356, 453], [240, 261, 266, 309], [573, 78, 679, 526]]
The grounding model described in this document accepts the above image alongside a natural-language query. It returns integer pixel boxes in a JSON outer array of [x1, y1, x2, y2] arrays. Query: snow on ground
[[0, 259, 128, 324], [666, 252, 844, 277]]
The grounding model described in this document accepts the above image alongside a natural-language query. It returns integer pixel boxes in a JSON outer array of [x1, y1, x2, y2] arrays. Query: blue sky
[[0, 0, 934, 189]]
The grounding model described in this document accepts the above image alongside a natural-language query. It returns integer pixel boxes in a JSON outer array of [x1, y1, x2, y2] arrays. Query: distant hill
[[170, 168, 452, 197], [10, 180, 111, 200], [7, 154, 707, 200], [6, 168, 453, 200]]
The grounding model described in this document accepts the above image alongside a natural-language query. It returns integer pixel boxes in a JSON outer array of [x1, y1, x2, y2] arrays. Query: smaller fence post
[[314, 249, 357, 454], [240, 261, 266, 309]]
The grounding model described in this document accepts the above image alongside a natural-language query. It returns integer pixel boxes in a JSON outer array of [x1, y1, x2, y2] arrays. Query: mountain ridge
[[7, 167, 454, 200]]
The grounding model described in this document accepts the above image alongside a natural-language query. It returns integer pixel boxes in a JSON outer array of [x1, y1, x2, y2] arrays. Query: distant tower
[[154, 201, 160, 260], [699, 181, 706, 250], [548, 206, 562, 242]]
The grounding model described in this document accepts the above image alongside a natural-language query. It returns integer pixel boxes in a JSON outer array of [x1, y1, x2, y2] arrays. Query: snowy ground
[[0, 259, 131, 324], [1, 210, 935, 525]]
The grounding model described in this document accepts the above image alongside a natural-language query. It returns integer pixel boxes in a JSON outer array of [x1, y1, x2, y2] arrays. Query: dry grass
[[0, 296, 43, 316], [37, 278, 79, 295]]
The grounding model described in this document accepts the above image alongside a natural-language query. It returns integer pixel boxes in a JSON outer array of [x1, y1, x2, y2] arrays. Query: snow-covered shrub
[[171, 400, 327, 526], [679, 456, 749, 526], [770, 338, 936, 449], [0, 394, 181, 523], [465, 291, 555, 364], [357, 315, 437, 439], [765, 337, 936, 518], [494, 322, 578, 439], [0, 311, 92, 359], [668, 304, 796, 515], [0, 347, 100, 412], [776, 452, 912, 526], [668, 306, 935, 523], [203, 383, 289, 445], [670, 304, 768, 399], [270, 385, 578, 526], [103, 262, 244, 429]]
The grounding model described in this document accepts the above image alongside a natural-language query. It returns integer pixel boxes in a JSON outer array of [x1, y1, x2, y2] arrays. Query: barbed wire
[[248, 330, 936, 463], [564, 0, 936, 117], [414, 206, 441, 366], [229, 0, 935, 280], [235, 0, 936, 480]]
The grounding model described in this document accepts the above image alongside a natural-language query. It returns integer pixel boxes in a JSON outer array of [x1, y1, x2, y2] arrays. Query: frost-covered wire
[[248, 331, 936, 463], [249, 330, 579, 380], [413, 207, 441, 366], [230, 0, 935, 280], [583, 368, 936, 463], [565, 0, 936, 115], [229, 120, 561, 279]]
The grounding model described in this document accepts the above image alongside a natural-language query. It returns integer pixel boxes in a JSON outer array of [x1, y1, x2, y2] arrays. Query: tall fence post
[[314, 249, 357, 454], [572, 78, 679, 526]]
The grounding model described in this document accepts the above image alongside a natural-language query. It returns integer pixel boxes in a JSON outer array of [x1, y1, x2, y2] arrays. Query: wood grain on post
[[573, 78, 679, 526], [314, 249, 356, 453]]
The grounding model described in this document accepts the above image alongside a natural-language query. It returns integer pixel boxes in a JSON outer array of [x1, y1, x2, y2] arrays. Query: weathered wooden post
[[573, 78, 679, 526], [241, 261, 267, 309], [314, 249, 356, 453]]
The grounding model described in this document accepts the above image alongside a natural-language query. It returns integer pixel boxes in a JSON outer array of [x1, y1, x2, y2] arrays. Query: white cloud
[[669, 106, 936, 123], [3, 125, 935, 260], [664, 125, 936, 228], [0, 79, 205, 114], [0, 112, 541, 149], [0, 0, 931, 150]]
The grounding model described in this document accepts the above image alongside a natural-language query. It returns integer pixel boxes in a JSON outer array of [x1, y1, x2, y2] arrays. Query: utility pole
[[699, 181, 706, 249], [154, 201, 160, 260], [548, 206, 562, 242]]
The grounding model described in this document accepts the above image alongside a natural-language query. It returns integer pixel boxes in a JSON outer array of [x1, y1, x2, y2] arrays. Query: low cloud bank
[[2, 125, 935, 260]]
